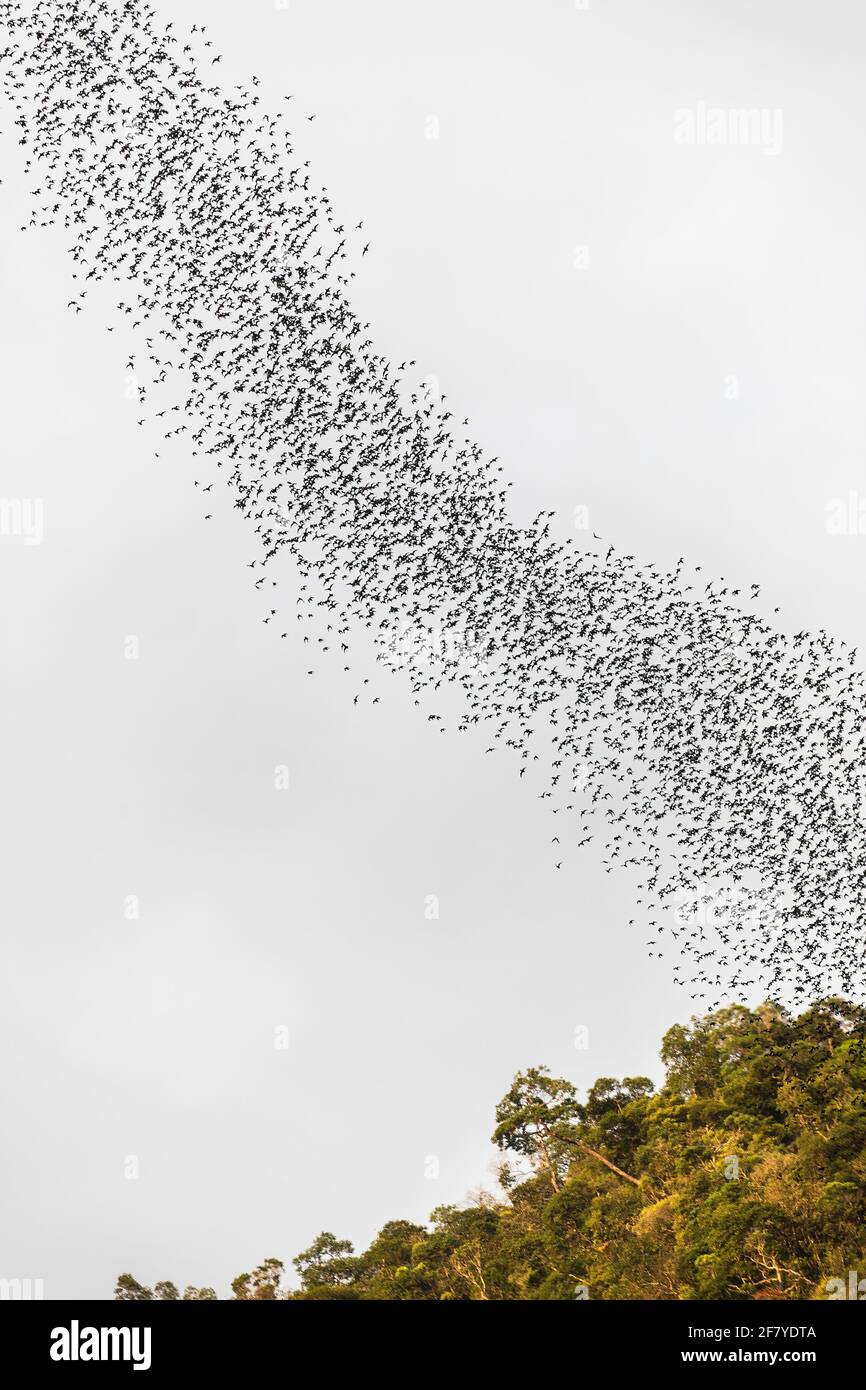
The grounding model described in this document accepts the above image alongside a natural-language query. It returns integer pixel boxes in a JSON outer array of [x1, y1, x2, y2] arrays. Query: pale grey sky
[[1, 0, 864, 1298]]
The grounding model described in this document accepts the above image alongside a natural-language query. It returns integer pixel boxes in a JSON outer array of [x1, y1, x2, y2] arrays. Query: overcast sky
[[1, 0, 864, 1299]]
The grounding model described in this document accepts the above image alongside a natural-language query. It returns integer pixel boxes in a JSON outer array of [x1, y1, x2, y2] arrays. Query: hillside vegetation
[[116, 1000, 866, 1300]]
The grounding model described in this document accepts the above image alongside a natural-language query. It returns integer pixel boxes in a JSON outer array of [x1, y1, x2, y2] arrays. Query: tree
[[292, 1234, 360, 1292], [114, 1000, 866, 1301], [115, 1273, 216, 1301], [232, 1259, 285, 1300], [492, 1066, 581, 1192]]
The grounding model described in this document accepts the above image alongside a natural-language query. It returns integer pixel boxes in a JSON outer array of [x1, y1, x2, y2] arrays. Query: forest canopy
[[115, 999, 866, 1301]]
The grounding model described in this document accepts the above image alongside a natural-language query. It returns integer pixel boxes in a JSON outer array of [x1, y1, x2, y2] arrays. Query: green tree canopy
[[115, 999, 866, 1301]]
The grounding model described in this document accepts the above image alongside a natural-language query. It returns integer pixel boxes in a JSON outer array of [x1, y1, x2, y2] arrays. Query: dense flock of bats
[[2, 0, 864, 1006]]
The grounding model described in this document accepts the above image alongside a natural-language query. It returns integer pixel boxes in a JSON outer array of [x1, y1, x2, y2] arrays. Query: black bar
[[3, 1297, 858, 1375]]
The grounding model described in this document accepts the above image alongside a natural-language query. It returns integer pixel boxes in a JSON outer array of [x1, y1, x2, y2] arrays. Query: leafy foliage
[[115, 1000, 866, 1300]]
